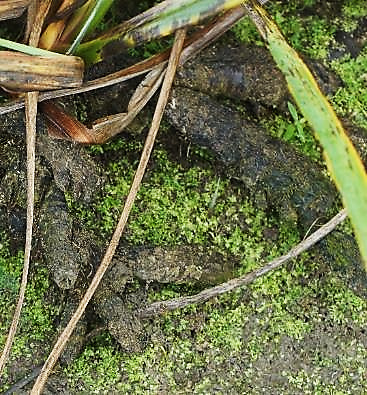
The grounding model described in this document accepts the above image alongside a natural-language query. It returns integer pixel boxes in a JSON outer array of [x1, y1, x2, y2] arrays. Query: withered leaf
[[0, 0, 30, 21], [0, 51, 84, 91]]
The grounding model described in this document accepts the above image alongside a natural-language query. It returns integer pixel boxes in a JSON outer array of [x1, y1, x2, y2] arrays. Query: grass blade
[[65, 0, 114, 54], [75, 0, 246, 64], [244, 0, 367, 268], [0, 38, 65, 57]]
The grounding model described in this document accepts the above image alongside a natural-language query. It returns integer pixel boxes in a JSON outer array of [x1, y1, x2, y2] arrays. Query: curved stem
[[31, 28, 187, 394]]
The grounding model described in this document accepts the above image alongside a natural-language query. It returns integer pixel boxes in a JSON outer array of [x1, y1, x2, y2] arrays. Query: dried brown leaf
[[54, 0, 88, 20], [41, 100, 98, 144], [0, 0, 30, 21], [41, 64, 164, 145], [0, 51, 84, 91]]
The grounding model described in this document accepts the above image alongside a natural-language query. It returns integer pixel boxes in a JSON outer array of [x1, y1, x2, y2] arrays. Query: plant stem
[[139, 209, 348, 317], [0, 0, 53, 376], [30, 27, 187, 394]]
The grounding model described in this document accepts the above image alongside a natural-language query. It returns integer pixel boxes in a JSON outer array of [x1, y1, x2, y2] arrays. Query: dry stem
[[139, 209, 348, 317], [0, 0, 53, 376], [0, 94, 37, 375], [0, 6, 246, 116], [31, 28, 187, 394]]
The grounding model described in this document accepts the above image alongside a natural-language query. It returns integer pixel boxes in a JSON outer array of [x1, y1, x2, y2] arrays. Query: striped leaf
[[244, 0, 367, 269], [76, 0, 246, 64]]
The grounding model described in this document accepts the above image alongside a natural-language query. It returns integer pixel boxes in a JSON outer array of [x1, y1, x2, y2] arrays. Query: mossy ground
[[0, 237, 59, 391], [62, 138, 367, 393], [1, 0, 367, 393], [234, 0, 367, 144]]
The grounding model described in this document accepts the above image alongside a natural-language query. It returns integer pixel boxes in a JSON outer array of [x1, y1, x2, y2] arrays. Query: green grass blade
[[66, 0, 114, 55], [0, 38, 65, 57], [76, 0, 245, 64], [245, 1, 367, 268]]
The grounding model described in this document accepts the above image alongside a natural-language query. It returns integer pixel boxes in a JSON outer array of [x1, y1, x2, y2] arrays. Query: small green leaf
[[287, 101, 299, 122], [283, 124, 295, 141]]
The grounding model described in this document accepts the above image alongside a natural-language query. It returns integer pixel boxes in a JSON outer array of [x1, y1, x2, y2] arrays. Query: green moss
[[0, 238, 24, 329], [66, 228, 367, 392], [341, 0, 367, 31], [65, 334, 123, 394], [128, 37, 173, 59], [72, 95, 89, 123], [0, 235, 57, 390], [76, 142, 270, 263], [61, 119, 367, 391], [331, 48, 367, 129], [264, 110, 322, 163], [324, 278, 367, 325], [284, 339, 367, 393], [5, 0, 367, 391], [231, 16, 263, 46], [265, 1, 336, 59], [342, 0, 367, 19]]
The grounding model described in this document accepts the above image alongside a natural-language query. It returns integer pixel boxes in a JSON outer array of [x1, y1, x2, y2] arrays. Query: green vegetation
[[254, 3, 367, 266], [0, 236, 58, 391], [271, 0, 367, 130], [341, 0, 367, 31], [78, 140, 270, 267], [65, 334, 123, 394], [233, 0, 366, 160], [61, 0, 367, 392], [65, 246, 367, 392], [331, 48, 367, 129], [61, 0, 367, 391], [274, 14, 335, 59], [231, 16, 263, 46], [63, 137, 367, 392], [2, 0, 367, 392], [265, 108, 322, 163]]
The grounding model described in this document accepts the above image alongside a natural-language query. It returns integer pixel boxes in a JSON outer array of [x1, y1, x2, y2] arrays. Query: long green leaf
[[76, 0, 245, 64], [0, 38, 65, 57], [244, 0, 367, 268]]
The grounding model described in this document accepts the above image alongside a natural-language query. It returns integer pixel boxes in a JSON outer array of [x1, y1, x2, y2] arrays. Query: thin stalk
[[0, 38, 65, 57], [31, 28, 187, 394], [0, 0, 53, 376], [139, 209, 348, 316]]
